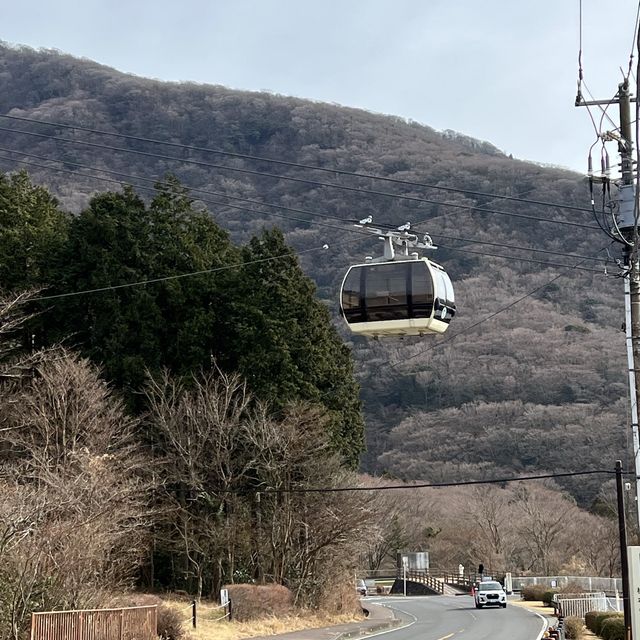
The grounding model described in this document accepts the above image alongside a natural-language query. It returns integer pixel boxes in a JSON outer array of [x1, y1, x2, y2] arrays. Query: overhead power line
[[0, 150, 372, 237], [0, 152, 606, 305], [0, 124, 600, 231], [437, 243, 603, 274], [0, 144, 606, 260], [230, 469, 618, 494], [0, 150, 607, 271], [0, 112, 595, 214], [0, 145, 352, 226], [28, 238, 364, 303], [389, 251, 607, 368]]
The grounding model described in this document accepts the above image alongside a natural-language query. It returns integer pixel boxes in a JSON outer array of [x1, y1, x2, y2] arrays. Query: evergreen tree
[[48, 178, 239, 396], [0, 170, 69, 291], [228, 228, 364, 466]]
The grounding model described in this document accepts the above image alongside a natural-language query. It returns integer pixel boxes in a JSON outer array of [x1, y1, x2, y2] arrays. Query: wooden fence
[[406, 569, 446, 594], [30, 605, 157, 640]]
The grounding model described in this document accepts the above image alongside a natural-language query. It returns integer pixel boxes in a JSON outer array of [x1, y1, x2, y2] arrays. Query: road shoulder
[[246, 602, 401, 640]]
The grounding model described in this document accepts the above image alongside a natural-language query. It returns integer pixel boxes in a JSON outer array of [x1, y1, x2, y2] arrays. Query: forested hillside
[[0, 43, 627, 507]]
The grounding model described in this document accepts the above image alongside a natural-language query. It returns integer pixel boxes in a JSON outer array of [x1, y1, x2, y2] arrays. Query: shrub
[[598, 613, 623, 636], [584, 611, 603, 632], [156, 605, 185, 640], [541, 590, 558, 606], [584, 611, 622, 635], [521, 585, 547, 601], [224, 584, 293, 622], [564, 616, 584, 639], [586, 612, 624, 636], [109, 593, 162, 608], [600, 616, 626, 640]]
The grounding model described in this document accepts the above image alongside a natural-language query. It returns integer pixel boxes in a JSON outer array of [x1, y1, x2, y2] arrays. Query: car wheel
[[501, 603, 507, 608], [475, 603, 482, 609]]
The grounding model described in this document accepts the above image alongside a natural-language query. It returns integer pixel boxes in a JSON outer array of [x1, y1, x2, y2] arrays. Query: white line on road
[[531, 609, 549, 640], [359, 604, 418, 639]]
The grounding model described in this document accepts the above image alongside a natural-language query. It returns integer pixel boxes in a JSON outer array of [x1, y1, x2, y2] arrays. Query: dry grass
[[161, 596, 364, 640], [510, 599, 556, 616]]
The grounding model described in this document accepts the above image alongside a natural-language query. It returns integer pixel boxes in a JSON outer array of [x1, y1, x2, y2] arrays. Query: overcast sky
[[2, 0, 638, 173]]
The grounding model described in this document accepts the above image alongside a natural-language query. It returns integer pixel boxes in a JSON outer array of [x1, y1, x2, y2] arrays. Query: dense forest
[[0, 43, 629, 510]]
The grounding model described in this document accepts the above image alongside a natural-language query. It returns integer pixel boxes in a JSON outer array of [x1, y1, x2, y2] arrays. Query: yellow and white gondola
[[339, 224, 455, 338]]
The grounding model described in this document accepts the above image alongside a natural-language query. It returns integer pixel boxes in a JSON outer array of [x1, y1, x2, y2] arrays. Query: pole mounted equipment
[[577, 76, 640, 531]]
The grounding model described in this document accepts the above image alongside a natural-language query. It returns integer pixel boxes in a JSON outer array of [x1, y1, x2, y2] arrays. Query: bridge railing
[[405, 569, 445, 594]]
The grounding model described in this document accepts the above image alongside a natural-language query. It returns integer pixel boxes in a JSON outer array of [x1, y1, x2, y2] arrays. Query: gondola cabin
[[340, 256, 455, 337]]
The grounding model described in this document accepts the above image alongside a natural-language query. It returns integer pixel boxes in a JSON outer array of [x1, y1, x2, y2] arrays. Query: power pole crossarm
[[578, 78, 640, 531]]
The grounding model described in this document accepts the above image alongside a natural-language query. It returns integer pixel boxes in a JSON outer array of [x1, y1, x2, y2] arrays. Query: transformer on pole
[[577, 80, 640, 531]]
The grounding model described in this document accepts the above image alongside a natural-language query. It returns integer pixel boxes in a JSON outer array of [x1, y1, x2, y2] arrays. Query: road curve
[[365, 595, 545, 640]]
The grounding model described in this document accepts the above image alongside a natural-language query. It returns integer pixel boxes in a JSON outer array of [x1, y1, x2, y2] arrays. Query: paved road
[[365, 595, 545, 640]]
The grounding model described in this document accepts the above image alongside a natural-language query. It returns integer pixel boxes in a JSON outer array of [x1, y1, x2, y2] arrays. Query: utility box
[[397, 551, 429, 572]]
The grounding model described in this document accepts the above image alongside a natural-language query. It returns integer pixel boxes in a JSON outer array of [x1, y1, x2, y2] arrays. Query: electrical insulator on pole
[[577, 79, 640, 531]]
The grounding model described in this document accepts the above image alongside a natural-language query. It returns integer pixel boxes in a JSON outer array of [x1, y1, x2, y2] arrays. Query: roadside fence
[[512, 576, 622, 594], [553, 592, 607, 618], [174, 598, 231, 631], [30, 605, 157, 640]]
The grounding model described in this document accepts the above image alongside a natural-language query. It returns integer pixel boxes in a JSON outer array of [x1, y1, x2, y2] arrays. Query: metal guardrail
[[553, 592, 608, 618]]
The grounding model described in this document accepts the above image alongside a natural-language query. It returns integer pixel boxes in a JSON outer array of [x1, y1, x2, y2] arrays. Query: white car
[[474, 580, 507, 608]]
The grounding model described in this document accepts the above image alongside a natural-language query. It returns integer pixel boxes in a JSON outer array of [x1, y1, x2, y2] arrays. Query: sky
[[2, 0, 638, 174]]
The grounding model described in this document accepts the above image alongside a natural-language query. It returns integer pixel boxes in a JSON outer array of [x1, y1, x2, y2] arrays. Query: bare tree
[[0, 349, 150, 640], [146, 369, 372, 606]]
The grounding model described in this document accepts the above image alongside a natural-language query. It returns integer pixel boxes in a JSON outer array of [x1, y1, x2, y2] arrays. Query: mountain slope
[[0, 43, 627, 505]]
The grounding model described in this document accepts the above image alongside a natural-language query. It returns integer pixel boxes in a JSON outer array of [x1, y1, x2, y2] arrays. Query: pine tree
[[228, 228, 364, 466], [48, 179, 239, 397], [0, 170, 69, 291]]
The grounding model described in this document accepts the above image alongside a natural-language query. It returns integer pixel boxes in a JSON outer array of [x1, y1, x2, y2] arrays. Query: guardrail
[[405, 569, 445, 593]]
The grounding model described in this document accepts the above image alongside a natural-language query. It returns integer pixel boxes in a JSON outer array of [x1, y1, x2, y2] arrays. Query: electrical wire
[[388, 251, 606, 369], [225, 469, 619, 494], [436, 243, 603, 274], [0, 151, 608, 306], [627, 0, 640, 81], [0, 146, 605, 265], [0, 151, 371, 236], [582, 82, 619, 135], [0, 141, 602, 232], [576, 3, 621, 140], [0, 112, 596, 215], [0, 149, 610, 269], [0, 145, 363, 226], [27, 236, 367, 303]]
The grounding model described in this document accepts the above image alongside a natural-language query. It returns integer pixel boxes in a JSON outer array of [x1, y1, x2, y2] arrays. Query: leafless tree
[[146, 369, 372, 606], [0, 349, 150, 640]]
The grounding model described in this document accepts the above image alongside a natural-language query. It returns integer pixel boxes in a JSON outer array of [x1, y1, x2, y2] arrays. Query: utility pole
[[617, 460, 632, 640], [577, 79, 640, 529], [617, 80, 640, 534]]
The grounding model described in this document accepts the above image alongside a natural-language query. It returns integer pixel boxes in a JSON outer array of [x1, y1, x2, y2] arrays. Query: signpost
[[402, 556, 408, 597]]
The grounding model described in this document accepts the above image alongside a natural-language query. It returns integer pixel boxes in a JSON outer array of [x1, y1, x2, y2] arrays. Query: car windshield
[[479, 582, 502, 591]]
